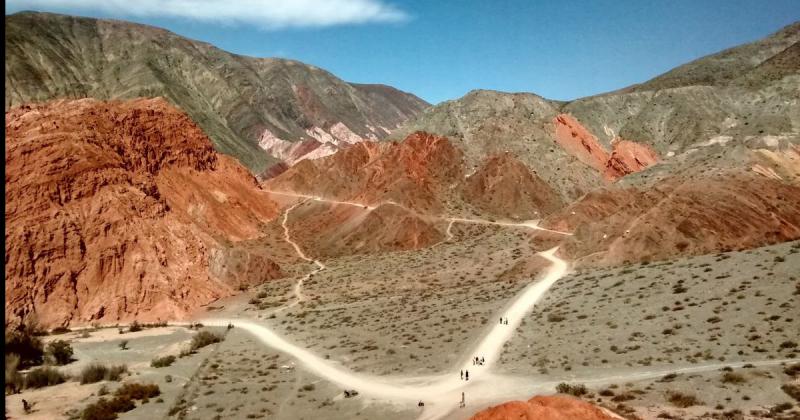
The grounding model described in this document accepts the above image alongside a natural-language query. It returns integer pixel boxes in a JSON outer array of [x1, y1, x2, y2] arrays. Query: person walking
[[465, 370, 469, 381], [460, 392, 465, 408], [460, 369, 463, 380], [480, 356, 485, 365]]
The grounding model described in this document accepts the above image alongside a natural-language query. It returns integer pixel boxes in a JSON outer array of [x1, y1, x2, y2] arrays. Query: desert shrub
[[81, 396, 135, 420], [190, 330, 223, 351], [721, 372, 746, 384], [599, 388, 615, 397], [5, 354, 24, 394], [256, 291, 268, 299], [556, 382, 587, 396], [106, 365, 128, 382], [5, 329, 44, 368], [667, 391, 701, 407], [782, 384, 800, 402], [80, 363, 108, 384], [46, 340, 74, 365], [51, 326, 71, 335], [128, 321, 142, 333], [24, 366, 67, 388], [150, 355, 176, 368], [785, 363, 800, 377], [547, 313, 566, 322], [780, 341, 798, 349], [118, 340, 128, 350], [115, 382, 160, 400], [79, 363, 127, 384], [80, 383, 160, 420]]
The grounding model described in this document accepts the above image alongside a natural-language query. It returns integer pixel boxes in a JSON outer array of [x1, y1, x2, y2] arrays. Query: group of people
[[460, 369, 470, 380], [472, 356, 485, 366], [499, 317, 509, 325]]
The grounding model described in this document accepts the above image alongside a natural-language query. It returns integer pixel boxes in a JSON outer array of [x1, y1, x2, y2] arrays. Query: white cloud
[[6, 0, 409, 29]]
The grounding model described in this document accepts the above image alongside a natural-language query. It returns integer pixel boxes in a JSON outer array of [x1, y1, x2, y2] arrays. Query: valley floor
[[8, 197, 799, 420]]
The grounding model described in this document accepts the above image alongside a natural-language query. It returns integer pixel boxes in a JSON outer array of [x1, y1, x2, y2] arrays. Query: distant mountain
[[4, 12, 429, 174], [395, 22, 800, 200]]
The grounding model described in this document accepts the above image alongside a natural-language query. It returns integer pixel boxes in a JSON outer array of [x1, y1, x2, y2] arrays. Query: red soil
[[470, 395, 619, 420]]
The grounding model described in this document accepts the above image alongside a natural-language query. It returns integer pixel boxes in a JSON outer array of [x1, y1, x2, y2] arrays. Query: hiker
[[418, 400, 424, 407], [504, 318, 508, 325], [460, 369, 463, 380], [499, 317, 502, 324], [480, 356, 485, 364], [22, 399, 32, 414], [460, 392, 465, 408], [465, 370, 469, 381]]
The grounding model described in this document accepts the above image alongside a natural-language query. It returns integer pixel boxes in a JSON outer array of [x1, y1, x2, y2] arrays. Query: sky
[[6, 0, 800, 104]]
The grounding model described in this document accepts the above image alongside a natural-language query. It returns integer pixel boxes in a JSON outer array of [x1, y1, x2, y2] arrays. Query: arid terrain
[[5, 10, 800, 420]]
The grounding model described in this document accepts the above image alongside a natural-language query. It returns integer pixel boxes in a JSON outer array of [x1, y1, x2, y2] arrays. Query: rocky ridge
[[5, 97, 281, 327]]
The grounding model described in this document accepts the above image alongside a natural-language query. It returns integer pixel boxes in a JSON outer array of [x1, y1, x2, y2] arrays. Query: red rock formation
[[464, 153, 564, 219], [553, 114, 658, 181], [553, 114, 611, 174], [264, 131, 464, 213], [286, 201, 443, 258], [605, 139, 660, 179], [5, 98, 281, 328], [544, 172, 800, 265], [470, 395, 619, 420]]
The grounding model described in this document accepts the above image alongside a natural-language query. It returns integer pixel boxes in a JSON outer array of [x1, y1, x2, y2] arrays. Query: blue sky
[[6, 0, 800, 104]]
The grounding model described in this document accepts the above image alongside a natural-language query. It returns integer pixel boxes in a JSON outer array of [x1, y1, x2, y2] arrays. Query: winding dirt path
[[199, 246, 570, 411], [201, 190, 795, 419], [275, 201, 326, 312]]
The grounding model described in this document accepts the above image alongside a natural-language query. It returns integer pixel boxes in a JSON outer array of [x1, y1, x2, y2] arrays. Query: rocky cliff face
[[5, 98, 281, 327], [5, 12, 429, 174]]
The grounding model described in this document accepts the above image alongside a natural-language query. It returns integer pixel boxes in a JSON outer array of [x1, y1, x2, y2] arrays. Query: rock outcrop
[[5, 98, 281, 328], [544, 171, 800, 266], [464, 153, 564, 219], [470, 395, 619, 420]]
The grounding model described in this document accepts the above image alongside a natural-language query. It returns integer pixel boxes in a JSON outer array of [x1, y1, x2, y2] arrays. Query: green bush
[[46, 340, 74, 365], [128, 321, 142, 333], [190, 330, 223, 351], [150, 355, 176, 368], [24, 366, 67, 389]]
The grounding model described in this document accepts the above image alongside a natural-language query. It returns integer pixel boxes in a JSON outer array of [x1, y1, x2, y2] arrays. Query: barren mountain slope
[[265, 131, 564, 220], [5, 12, 429, 174], [396, 22, 800, 201], [5, 98, 282, 328]]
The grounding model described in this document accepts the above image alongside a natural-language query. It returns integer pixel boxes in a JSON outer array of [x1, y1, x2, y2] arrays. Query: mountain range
[[5, 11, 800, 326], [5, 11, 429, 175]]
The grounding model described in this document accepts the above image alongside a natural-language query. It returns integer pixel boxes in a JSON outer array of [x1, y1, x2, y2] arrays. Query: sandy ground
[[497, 240, 800, 418], [8, 201, 799, 420], [5, 325, 228, 420], [208, 222, 546, 376]]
